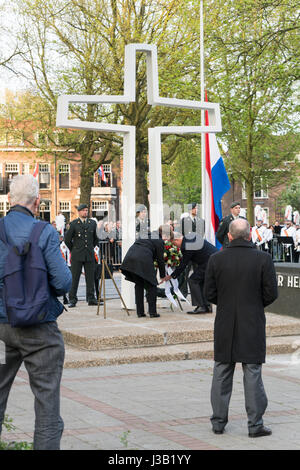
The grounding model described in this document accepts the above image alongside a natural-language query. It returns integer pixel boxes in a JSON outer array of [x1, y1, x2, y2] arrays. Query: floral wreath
[[155, 240, 182, 268]]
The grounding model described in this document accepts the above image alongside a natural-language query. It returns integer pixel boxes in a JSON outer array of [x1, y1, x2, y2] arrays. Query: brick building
[[221, 178, 290, 225], [0, 132, 121, 224]]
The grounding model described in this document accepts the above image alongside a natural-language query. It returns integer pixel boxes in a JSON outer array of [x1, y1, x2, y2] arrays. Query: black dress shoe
[[149, 313, 160, 318], [68, 303, 76, 308], [88, 299, 98, 306], [187, 306, 209, 314], [137, 313, 146, 318], [212, 428, 224, 434], [249, 426, 272, 438]]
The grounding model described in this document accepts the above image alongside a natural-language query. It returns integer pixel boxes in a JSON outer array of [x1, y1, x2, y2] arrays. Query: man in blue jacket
[[0, 175, 72, 450]]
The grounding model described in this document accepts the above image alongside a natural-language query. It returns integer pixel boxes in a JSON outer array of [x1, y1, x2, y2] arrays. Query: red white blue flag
[[97, 165, 107, 185], [33, 163, 39, 181], [204, 92, 230, 248]]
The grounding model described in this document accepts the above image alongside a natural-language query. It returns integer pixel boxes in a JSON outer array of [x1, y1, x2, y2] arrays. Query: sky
[[0, 2, 24, 101]]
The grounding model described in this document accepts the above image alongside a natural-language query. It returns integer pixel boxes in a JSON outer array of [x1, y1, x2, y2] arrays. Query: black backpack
[[0, 219, 50, 327]]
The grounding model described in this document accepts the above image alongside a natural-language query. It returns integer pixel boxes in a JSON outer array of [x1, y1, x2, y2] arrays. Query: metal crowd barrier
[[98, 238, 298, 267], [98, 240, 122, 267]]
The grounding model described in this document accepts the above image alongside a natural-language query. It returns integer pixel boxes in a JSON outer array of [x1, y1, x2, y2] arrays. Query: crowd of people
[[251, 217, 300, 263], [54, 200, 299, 310], [0, 174, 294, 448], [216, 201, 300, 263]]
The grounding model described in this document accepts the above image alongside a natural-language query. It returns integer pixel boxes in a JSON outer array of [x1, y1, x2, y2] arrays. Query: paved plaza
[[2, 274, 300, 452], [2, 354, 300, 451]]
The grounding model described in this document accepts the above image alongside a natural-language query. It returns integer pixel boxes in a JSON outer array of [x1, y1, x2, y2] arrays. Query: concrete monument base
[[266, 263, 300, 318]]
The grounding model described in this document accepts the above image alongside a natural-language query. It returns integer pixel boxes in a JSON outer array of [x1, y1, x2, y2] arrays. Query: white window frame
[[59, 201, 71, 212], [41, 201, 51, 211], [94, 164, 112, 187], [39, 163, 51, 190], [254, 177, 268, 199], [22, 163, 30, 175], [92, 201, 108, 211], [5, 163, 19, 174], [242, 178, 268, 199], [35, 131, 49, 146], [58, 163, 70, 190]]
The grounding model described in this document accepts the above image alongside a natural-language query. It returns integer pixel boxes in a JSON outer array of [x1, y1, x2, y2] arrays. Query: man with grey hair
[[204, 218, 278, 437], [0, 175, 72, 450]]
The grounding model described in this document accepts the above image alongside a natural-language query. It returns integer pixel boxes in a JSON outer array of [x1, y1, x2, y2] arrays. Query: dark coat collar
[[8, 204, 34, 218], [228, 238, 255, 249]]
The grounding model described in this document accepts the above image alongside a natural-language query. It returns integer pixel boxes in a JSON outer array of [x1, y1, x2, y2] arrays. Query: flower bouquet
[[155, 241, 189, 309], [155, 240, 182, 268]]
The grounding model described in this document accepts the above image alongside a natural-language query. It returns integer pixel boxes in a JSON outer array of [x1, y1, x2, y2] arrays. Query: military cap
[[187, 202, 197, 210], [230, 201, 241, 208], [136, 204, 147, 213], [77, 203, 88, 211]]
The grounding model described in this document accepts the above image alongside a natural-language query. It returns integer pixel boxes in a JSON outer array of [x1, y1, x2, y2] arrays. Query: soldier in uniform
[[216, 201, 246, 249], [135, 204, 150, 239], [181, 203, 204, 236], [65, 204, 99, 307]]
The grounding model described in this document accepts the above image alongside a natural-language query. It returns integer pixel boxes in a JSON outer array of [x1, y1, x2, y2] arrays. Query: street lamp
[[40, 201, 46, 220]]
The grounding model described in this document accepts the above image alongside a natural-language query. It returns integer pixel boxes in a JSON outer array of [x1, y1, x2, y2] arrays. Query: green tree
[[278, 182, 300, 213], [203, 0, 299, 224], [162, 137, 202, 207], [10, 0, 202, 207]]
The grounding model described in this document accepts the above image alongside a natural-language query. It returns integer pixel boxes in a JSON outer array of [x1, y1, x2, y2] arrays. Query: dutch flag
[[98, 165, 107, 185], [33, 163, 39, 181], [204, 92, 231, 248]]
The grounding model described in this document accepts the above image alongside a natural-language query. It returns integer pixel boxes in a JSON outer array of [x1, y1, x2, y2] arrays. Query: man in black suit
[[120, 225, 169, 318], [216, 201, 246, 248], [65, 204, 99, 307], [204, 218, 278, 437], [165, 233, 218, 314]]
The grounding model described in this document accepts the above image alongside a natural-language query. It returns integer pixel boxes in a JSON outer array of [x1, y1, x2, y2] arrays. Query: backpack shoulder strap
[[0, 218, 8, 245], [29, 221, 49, 245]]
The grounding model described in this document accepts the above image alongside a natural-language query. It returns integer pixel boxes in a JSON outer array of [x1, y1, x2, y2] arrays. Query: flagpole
[[200, 0, 205, 220]]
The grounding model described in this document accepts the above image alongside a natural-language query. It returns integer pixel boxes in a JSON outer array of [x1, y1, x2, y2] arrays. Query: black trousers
[[134, 278, 157, 315], [188, 276, 209, 307], [69, 259, 96, 304]]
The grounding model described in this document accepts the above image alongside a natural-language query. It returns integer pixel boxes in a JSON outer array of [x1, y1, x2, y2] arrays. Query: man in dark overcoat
[[65, 204, 99, 307], [204, 218, 278, 437], [216, 201, 246, 248], [165, 233, 217, 314], [120, 226, 169, 318]]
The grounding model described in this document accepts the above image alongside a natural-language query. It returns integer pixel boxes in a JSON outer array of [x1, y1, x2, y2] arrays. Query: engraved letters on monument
[[266, 263, 300, 318]]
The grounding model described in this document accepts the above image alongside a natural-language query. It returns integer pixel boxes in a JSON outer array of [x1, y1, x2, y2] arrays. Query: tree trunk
[[135, 153, 148, 208], [80, 171, 93, 211], [246, 180, 254, 226]]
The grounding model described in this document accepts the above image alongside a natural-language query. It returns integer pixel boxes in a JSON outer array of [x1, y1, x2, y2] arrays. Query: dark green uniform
[[65, 217, 98, 305], [216, 215, 247, 248]]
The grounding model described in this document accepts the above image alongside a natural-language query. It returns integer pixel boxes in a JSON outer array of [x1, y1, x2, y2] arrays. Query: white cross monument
[[56, 43, 222, 309]]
